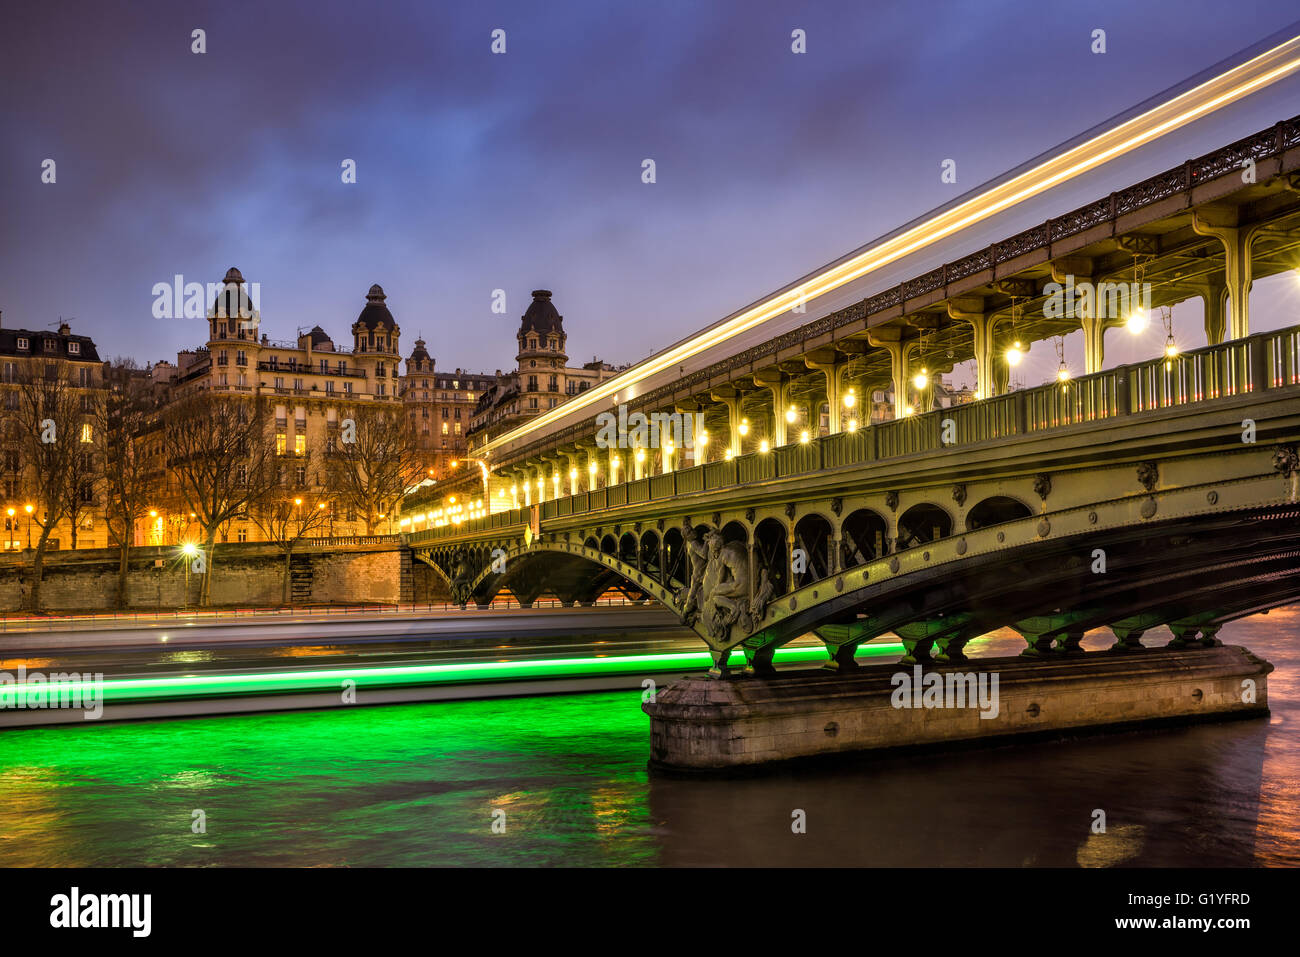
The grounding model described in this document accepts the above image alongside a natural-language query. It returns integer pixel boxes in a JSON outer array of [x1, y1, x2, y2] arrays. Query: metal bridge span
[[410, 320, 1300, 673], [407, 106, 1300, 674]]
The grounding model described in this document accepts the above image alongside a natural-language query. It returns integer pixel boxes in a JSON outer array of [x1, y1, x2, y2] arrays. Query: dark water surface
[[1, 608, 1297, 867]]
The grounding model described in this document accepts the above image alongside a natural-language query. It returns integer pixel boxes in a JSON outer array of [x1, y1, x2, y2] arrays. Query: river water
[[0, 607, 1296, 867]]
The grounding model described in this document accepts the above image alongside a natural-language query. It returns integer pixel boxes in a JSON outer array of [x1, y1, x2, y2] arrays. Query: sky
[[3, 0, 1299, 390]]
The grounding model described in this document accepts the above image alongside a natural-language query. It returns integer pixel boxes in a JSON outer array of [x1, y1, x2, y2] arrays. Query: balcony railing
[[407, 323, 1300, 544]]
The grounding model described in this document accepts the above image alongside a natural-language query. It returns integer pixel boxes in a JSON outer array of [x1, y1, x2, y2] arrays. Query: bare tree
[[14, 361, 85, 611], [248, 451, 331, 605], [162, 392, 277, 605], [58, 436, 98, 550], [326, 405, 420, 534], [95, 359, 155, 608]]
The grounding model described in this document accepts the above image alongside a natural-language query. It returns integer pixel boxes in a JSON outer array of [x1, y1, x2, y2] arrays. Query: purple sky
[[3, 0, 1299, 390]]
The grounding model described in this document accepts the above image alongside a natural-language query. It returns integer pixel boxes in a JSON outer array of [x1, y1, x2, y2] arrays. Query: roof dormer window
[[16, 337, 28, 351], [68, 342, 80, 355]]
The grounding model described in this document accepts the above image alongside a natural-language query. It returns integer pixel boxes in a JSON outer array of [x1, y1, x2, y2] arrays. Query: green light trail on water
[[0, 643, 904, 707]]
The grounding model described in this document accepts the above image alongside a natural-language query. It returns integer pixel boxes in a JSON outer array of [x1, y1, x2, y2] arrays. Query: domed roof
[[355, 283, 396, 331], [307, 325, 332, 345], [408, 337, 431, 363], [208, 266, 257, 321], [519, 290, 563, 338]]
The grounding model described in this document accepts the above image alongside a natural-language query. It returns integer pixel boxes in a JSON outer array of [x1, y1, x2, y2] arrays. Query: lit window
[[80, 423, 93, 443], [276, 434, 286, 454], [295, 435, 305, 454]]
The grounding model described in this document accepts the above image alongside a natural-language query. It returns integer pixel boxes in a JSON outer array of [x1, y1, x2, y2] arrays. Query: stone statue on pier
[[702, 530, 753, 640], [676, 521, 709, 626], [676, 521, 774, 643], [448, 550, 475, 606]]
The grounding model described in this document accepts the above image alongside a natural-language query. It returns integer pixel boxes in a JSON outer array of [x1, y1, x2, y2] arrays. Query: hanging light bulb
[[759, 439, 770, 453], [846, 418, 858, 432], [724, 448, 735, 461], [785, 405, 796, 424], [737, 418, 749, 437], [1057, 362, 1070, 383], [843, 389, 856, 409], [1127, 307, 1149, 334], [913, 367, 928, 389], [1005, 341, 1023, 366], [799, 430, 810, 444], [698, 431, 709, 448], [904, 405, 915, 416]]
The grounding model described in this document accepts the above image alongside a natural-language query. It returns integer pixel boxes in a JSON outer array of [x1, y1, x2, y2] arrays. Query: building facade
[[468, 290, 621, 448], [400, 339, 498, 481], [0, 317, 106, 551], [141, 269, 407, 546]]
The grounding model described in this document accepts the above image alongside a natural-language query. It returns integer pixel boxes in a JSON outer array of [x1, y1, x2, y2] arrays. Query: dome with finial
[[208, 266, 257, 321], [408, 337, 431, 364], [355, 283, 396, 331], [519, 290, 563, 338]]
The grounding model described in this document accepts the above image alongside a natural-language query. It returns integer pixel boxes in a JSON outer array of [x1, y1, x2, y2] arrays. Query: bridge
[[408, 108, 1300, 680]]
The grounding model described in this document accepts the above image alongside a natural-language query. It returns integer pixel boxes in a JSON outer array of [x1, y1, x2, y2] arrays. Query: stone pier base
[[643, 645, 1272, 771]]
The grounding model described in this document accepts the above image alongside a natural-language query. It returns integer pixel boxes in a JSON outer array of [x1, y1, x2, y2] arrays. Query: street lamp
[[181, 542, 198, 605], [24, 503, 33, 549]]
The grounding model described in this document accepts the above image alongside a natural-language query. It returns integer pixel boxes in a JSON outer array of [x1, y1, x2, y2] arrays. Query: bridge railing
[[406, 323, 1300, 546], [676, 466, 704, 494], [1024, 370, 1121, 430], [1264, 325, 1299, 389]]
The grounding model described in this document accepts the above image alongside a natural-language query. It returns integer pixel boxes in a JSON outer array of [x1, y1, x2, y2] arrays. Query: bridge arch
[[965, 495, 1033, 531], [455, 540, 687, 620], [897, 503, 952, 550], [720, 520, 748, 546], [754, 517, 790, 596], [618, 532, 638, 566], [840, 507, 889, 568], [600, 534, 617, 555], [793, 512, 833, 586], [640, 529, 662, 577], [663, 525, 687, 588]]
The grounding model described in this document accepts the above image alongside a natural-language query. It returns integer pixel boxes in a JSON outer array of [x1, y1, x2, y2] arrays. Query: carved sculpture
[[700, 531, 752, 640], [448, 550, 474, 606], [1136, 461, 1159, 493], [675, 520, 709, 626], [1275, 444, 1300, 502], [675, 521, 769, 642]]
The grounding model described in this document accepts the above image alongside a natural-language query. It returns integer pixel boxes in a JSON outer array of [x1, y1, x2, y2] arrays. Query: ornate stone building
[[143, 269, 405, 545], [400, 338, 498, 481], [468, 289, 621, 447], [0, 316, 106, 551]]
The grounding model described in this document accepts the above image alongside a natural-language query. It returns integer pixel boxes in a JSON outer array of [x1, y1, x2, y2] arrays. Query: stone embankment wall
[[0, 542, 417, 612]]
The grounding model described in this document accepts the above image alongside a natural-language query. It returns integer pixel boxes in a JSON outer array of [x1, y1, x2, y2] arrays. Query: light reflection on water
[[0, 608, 1296, 867]]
